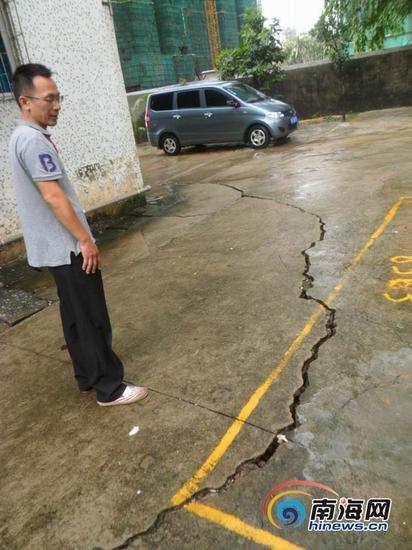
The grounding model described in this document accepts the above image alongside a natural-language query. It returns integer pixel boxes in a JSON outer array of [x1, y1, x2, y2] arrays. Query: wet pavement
[[0, 108, 411, 549]]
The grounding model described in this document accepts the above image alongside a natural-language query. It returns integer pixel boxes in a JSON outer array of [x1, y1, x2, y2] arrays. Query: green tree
[[324, 0, 412, 51], [216, 9, 284, 92], [313, 1, 352, 120], [314, 0, 412, 120], [283, 32, 327, 65]]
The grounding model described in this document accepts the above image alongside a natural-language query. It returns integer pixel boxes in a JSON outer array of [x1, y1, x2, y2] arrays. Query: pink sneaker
[[97, 384, 148, 407]]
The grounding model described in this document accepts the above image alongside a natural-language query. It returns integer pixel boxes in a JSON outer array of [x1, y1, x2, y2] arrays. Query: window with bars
[[0, 29, 13, 94]]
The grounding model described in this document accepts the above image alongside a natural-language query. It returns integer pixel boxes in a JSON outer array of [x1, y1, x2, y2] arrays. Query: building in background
[[0, 0, 147, 262], [345, 12, 412, 55], [112, 0, 257, 92], [373, 13, 412, 49]]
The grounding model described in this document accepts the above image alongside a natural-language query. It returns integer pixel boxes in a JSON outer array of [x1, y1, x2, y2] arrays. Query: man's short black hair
[[12, 63, 52, 106]]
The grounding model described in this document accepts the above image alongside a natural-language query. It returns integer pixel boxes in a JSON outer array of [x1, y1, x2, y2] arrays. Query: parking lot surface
[[1, 107, 411, 549]]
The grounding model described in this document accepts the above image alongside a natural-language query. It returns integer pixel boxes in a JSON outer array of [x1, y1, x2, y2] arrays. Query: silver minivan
[[145, 81, 298, 155]]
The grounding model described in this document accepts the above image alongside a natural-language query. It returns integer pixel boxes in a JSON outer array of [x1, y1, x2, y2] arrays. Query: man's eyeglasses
[[24, 95, 64, 106]]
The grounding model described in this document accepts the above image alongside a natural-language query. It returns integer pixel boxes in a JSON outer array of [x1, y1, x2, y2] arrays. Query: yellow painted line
[[185, 502, 304, 550], [323, 196, 408, 307], [323, 123, 340, 136], [172, 196, 411, 507], [172, 305, 324, 505]]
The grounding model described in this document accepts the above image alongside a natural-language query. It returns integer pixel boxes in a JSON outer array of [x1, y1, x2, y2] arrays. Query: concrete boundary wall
[[272, 46, 412, 119]]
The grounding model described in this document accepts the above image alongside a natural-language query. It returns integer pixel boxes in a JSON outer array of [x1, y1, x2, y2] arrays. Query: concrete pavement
[[0, 108, 411, 549]]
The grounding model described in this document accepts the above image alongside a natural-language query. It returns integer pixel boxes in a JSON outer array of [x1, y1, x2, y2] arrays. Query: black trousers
[[48, 252, 126, 402]]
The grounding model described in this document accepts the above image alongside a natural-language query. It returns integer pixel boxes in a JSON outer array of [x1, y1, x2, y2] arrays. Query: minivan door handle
[[204, 112, 213, 118], [173, 114, 182, 119]]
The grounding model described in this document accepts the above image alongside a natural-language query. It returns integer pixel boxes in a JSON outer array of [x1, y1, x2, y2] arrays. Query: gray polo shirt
[[9, 119, 94, 267]]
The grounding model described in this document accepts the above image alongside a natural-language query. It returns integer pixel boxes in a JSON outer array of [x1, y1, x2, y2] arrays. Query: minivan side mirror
[[227, 100, 240, 108]]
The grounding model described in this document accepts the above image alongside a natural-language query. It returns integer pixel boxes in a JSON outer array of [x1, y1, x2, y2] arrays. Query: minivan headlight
[[266, 112, 284, 119]]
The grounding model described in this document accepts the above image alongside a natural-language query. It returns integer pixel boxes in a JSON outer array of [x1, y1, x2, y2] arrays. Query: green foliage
[[319, 0, 412, 52], [130, 94, 149, 144], [313, 2, 351, 72], [313, 2, 352, 120], [313, 0, 412, 119], [216, 8, 284, 92], [282, 31, 327, 65], [131, 116, 148, 144], [131, 94, 148, 126]]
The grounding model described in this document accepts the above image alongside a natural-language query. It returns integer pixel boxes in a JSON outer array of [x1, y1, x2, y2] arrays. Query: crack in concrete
[[1, 179, 339, 548], [131, 213, 209, 219], [205, 181, 325, 224], [339, 458, 406, 489], [343, 311, 411, 348], [105, 225, 130, 231], [0, 341, 71, 365], [149, 387, 277, 436], [104, 193, 338, 550], [332, 374, 404, 416]]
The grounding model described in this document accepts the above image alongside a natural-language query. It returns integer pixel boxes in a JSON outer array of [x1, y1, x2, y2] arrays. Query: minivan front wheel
[[161, 134, 181, 156], [248, 125, 270, 149]]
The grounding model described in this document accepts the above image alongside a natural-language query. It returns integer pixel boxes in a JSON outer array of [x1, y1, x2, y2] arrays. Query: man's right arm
[[36, 180, 100, 274]]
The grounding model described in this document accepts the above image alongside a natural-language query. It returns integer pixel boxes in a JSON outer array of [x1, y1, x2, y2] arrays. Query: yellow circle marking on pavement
[[384, 278, 412, 303]]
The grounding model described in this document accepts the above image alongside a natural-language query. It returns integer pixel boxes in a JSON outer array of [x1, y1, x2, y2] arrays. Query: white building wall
[[0, 0, 147, 246]]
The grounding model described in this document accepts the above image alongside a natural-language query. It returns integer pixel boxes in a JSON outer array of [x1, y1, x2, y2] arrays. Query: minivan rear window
[[150, 93, 173, 111], [177, 90, 200, 109]]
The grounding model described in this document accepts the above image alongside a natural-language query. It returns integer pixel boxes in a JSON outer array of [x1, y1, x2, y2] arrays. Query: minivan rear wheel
[[248, 125, 270, 149], [161, 134, 181, 156]]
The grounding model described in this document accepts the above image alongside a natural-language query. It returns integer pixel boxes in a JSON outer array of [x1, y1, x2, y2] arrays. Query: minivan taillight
[[145, 111, 150, 129]]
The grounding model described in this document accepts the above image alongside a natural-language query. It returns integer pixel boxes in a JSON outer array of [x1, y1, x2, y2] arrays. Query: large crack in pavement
[[96, 189, 337, 550], [210, 181, 326, 222]]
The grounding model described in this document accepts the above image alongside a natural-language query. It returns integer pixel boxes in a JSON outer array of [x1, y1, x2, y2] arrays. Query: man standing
[[8, 63, 147, 407]]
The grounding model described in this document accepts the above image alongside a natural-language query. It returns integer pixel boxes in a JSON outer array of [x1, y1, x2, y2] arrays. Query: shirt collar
[[15, 119, 51, 136]]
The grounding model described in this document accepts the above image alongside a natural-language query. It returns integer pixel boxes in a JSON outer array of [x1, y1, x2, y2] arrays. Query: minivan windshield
[[223, 83, 267, 103]]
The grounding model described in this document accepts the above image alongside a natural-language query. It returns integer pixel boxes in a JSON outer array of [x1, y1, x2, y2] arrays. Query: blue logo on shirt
[[39, 153, 57, 172]]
